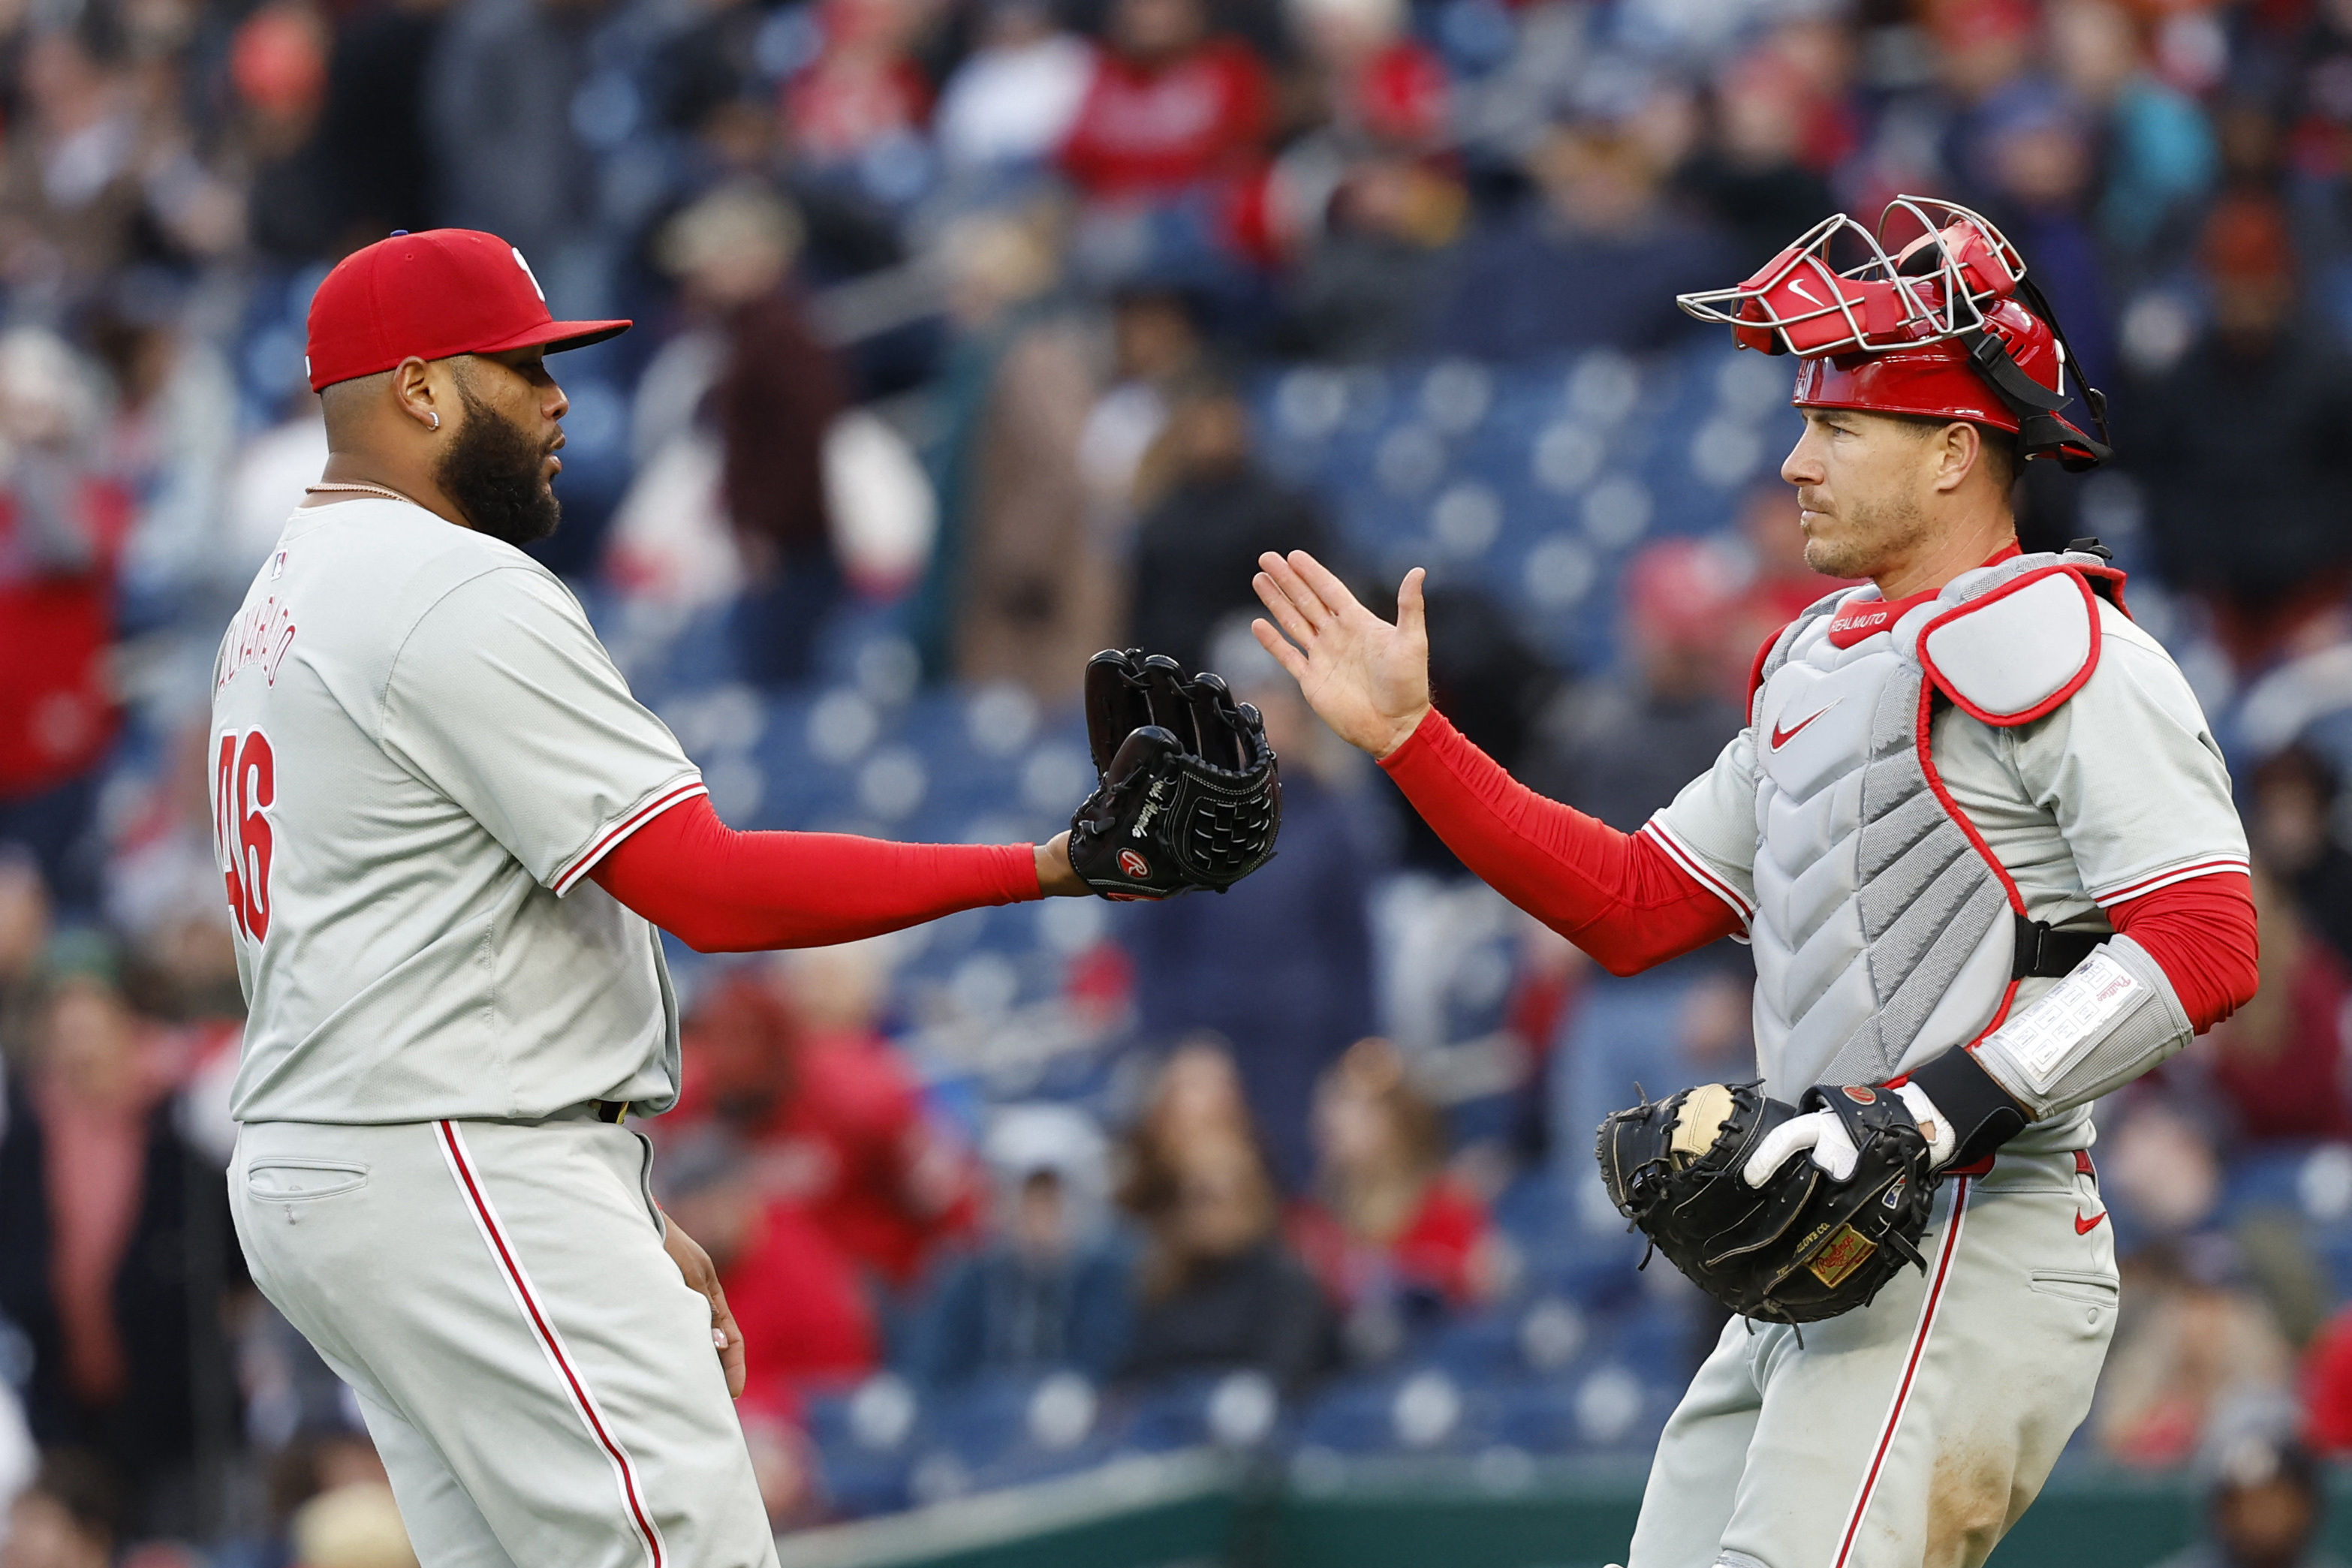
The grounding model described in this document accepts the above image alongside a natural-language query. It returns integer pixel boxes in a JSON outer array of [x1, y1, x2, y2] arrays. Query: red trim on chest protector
[[1826, 585, 1936, 649], [1916, 565, 2108, 727], [1823, 542, 2022, 652], [1911, 656, 2029, 1046], [1745, 624, 1781, 706]]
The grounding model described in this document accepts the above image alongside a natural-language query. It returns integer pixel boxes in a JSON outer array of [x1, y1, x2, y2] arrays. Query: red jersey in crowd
[[1337, 40, 1448, 146], [1287, 1175, 1489, 1310], [1059, 36, 1272, 201], [2308, 1305, 2352, 1452], [754, 1025, 979, 1291], [0, 477, 129, 799], [724, 1199, 881, 1419], [787, 57, 932, 164], [782, 0, 932, 164], [670, 974, 977, 1293], [2207, 927, 2352, 1142]]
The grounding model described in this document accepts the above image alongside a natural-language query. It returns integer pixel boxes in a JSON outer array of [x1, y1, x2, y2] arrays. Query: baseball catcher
[[1251, 197, 2257, 1567]]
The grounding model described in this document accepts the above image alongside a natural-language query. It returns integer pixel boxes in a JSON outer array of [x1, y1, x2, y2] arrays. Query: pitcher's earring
[[428, 411, 440, 430]]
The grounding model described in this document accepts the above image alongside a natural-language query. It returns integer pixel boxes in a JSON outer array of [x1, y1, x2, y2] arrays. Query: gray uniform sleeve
[[1968, 615, 2245, 1116], [380, 566, 704, 893], [2004, 616, 2248, 905], [1644, 727, 1761, 923]]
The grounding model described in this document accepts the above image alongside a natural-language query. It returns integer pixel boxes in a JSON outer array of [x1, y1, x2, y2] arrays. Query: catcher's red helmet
[[1676, 196, 2110, 471]]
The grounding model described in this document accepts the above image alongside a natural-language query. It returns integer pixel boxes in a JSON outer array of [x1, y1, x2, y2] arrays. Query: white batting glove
[[1894, 1081, 1956, 1167], [1739, 1081, 1956, 1187], [1742, 1106, 1858, 1187]]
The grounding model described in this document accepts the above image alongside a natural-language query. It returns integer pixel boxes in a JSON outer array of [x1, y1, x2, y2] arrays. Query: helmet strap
[[1954, 275, 2113, 471]]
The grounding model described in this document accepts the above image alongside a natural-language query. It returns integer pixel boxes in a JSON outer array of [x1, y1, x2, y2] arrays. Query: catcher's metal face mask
[[1673, 196, 2027, 358], [1676, 195, 2111, 471]]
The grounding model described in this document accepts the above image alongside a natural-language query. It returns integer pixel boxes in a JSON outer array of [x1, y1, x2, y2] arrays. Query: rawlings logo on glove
[[1067, 649, 1281, 899]]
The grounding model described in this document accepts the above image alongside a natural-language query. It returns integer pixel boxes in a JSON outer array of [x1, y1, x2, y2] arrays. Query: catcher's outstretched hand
[[1251, 551, 1431, 759]]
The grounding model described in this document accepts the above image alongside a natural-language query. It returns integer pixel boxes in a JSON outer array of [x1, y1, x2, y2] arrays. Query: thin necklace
[[305, 481, 423, 507]]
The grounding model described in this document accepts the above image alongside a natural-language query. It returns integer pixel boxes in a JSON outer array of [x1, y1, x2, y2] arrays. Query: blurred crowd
[[12, 0, 2352, 1557]]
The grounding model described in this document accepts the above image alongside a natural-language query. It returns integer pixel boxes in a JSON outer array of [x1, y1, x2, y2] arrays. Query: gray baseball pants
[[230, 1112, 780, 1568], [1627, 1146, 2118, 1568]]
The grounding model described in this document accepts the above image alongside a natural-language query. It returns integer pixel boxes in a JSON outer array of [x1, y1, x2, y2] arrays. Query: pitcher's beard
[[438, 380, 562, 547]]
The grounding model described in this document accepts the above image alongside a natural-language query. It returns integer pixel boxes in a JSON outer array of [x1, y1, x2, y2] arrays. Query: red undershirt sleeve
[[588, 793, 1041, 953], [1378, 709, 1739, 976], [2105, 870, 2259, 1035]]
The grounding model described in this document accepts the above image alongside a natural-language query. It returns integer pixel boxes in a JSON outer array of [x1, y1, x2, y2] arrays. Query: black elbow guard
[[1908, 1046, 2030, 1169]]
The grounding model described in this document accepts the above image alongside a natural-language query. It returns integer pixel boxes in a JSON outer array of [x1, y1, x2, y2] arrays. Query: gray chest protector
[[1745, 549, 2122, 1100]]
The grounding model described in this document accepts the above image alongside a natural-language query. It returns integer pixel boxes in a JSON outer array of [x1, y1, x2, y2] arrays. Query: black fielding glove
[[1066, 649, 1281, 899], [1597, 1079, 1942, 1326]]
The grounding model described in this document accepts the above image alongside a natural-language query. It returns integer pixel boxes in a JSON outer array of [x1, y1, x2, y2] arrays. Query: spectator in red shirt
[[2203, 869, 2352, 1143], [655, 1130, 874, 1530], [655, 1130, 880, 1419], [1288, 0, 1446, 152], [1287, 1037, 1492, 1362], [0, 330, 131, 914], [784, 0, 935, 185], [670, 953, 977, 1298], [1059, 0, 1273, 203]]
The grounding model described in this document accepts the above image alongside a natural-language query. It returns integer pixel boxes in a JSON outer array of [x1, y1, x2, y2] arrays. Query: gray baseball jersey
[[209, 497, 706, 1125]]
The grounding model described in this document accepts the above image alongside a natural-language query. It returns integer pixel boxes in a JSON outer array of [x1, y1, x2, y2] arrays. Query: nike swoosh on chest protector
[[1770, 703, 1838, 750]]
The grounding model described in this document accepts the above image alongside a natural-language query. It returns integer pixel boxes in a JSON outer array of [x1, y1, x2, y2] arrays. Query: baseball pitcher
[[213, 229, 1275, 1567], [1251, 198, 2258, 1566]]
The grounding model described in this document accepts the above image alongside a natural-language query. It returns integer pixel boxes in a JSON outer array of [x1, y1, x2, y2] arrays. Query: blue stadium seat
[[1294, 1368, 1480, 1456], [2219, 1143, 2323, 1223], [1119, 1370, 1286, 1453], [1249, 343, 1796, 679], [806, 1375, 926, 1518]]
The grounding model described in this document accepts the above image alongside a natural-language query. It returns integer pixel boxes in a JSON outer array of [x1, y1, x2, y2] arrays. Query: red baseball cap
[[304, 228, 631, 392]]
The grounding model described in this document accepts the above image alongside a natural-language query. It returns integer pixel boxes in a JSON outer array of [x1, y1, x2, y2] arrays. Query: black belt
[[593, 1100, 628, 1124], [2013, 915, 2108, 980]]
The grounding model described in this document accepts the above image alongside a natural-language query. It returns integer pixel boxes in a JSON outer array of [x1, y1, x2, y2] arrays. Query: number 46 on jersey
[[216, 729, 276, 942]]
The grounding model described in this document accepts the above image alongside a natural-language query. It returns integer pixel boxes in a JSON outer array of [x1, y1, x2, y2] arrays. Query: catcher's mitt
[[1067, 649, 1281, 899], [1595, 1080, 1941, 1325]]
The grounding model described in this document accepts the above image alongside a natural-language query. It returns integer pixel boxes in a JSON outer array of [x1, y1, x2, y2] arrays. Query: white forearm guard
[[1968, 933, 2194, 1120]]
